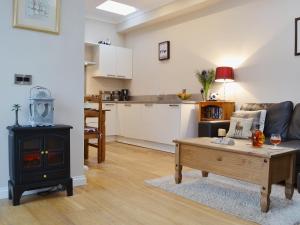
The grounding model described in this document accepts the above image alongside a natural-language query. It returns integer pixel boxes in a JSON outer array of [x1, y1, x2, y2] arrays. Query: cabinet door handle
[[117, 75, 126, 78], [107, 74, 115, 77], [124, 104, 131, 107], [144, 104, 153, 107], [43, 174, 47, 179], [169, 104, 180, 107], [105, 104, 115, 106], [41, 151, 45, 155], [45, 151, 48, 155]]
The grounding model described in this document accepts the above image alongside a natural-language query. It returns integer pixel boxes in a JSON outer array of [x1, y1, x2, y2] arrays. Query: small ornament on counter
[[12, 104, 21, 127], [177, 89, 192, 100], [209, 92, 219, 101]]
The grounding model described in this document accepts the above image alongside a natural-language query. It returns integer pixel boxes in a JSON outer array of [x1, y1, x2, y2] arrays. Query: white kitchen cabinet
[[154, 104, 181, 145], [93, 45, 132, 79], [140, 103, 160, 141], [118, 103, 142, 139], [103, 103, 118, 136], [98, 45, 117, 78], [115, 47, 133, 79], [117, 103, 197, 146]]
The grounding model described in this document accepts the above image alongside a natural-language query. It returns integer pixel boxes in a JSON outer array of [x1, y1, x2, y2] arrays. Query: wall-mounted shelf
[[85, 42, 98, 47], [84, 61, 97, 66]]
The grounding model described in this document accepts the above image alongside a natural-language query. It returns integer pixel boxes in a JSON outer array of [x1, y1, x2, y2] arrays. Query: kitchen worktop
[[102, 100, 197, 104], [101, 94, 202, 104]]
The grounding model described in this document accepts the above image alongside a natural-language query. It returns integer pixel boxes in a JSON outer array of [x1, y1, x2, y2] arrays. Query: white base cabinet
[[117, 103, 197, 146], [87, 103, 197, 149], [103, 103, 118, 136], [118, 103, 142, 139]]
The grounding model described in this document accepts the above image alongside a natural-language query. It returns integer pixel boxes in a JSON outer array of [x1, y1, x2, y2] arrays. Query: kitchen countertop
[[102, 100, 198, 104]]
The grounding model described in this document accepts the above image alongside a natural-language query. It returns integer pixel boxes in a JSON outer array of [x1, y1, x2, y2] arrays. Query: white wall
[[125, 0, 300, 105], [85, 19, 127, 94], [0, 1, 85, 187], [85, 19, 124, 46]]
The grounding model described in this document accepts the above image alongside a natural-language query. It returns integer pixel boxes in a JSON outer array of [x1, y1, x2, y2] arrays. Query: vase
[[203, 89, 210, 101]]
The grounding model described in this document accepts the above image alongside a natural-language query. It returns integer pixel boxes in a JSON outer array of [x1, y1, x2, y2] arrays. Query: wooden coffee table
[[173, 137, 296, 212]]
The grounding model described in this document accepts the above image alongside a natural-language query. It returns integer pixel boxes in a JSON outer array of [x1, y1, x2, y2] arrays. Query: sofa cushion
[[226, 117, 253, 139], [233, 110, 267, 131], [263, 101, 293, 140], [240, 102, 293, 140], [288, 103, 300, 140], [240, 103, 272, 111]]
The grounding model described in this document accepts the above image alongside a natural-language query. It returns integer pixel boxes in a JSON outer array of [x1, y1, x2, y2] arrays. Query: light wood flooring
[[0, 142, 256, 225]]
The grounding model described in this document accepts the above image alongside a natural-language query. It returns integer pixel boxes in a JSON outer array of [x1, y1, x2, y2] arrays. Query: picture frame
[[159, 41, 170, 60], [13, 0, 61, 35], [295, 17, 300, 56]]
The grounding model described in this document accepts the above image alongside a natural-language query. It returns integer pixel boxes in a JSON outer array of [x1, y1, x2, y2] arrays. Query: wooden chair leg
[[97, 137, 101, 163], [84, 140, 88, 160], [100, 113, 106, 162]]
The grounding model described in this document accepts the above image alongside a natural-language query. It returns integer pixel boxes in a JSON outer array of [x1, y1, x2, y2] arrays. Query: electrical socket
[[14, 74, 32, 85]]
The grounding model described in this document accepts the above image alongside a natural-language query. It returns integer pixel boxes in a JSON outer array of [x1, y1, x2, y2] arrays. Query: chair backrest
[[84, 91, 103, 129]]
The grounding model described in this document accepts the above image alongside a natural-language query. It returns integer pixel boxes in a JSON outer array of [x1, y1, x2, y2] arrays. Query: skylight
[[96, 0, 137, 16]]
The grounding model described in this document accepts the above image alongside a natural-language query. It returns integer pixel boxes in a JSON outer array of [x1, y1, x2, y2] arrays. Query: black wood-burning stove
[[7, 125, 73, 205]]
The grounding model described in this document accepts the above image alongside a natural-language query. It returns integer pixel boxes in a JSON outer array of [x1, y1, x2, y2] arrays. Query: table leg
[[285, 153, 296, 200], [175, 144, 182, 184], [260, 185, 271, 213], [261, 158, 271, 213], [175, 164, 182, 184], [202, 171, 209, 177]]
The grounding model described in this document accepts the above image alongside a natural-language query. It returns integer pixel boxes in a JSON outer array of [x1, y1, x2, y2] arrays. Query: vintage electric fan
[[29, 86, 54, 127]]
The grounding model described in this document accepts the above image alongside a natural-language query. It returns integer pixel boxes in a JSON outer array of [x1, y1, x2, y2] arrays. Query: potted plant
[[196, 69, 215, 101]]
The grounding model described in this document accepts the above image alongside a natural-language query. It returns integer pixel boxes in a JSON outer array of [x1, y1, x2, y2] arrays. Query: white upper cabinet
[[98, 45, 117, 78], [116, 47, 133, 79], [93, 44, 133, 79]]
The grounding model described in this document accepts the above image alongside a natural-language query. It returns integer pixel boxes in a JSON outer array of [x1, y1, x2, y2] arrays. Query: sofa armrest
[[298, 173, 300, 193]]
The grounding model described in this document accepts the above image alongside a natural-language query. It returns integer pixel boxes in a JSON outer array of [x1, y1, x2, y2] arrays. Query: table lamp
[[215, 66, 235, 100]]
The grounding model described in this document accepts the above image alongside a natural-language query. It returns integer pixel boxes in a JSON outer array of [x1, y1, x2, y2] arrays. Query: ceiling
[[85, 0, 177, 24]]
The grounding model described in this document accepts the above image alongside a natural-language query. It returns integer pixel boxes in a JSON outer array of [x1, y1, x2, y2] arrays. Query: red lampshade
[[215, 67, 234, 82]]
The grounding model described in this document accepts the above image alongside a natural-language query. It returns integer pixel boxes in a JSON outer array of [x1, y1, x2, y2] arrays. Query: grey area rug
[[145, 171, 300, 225]]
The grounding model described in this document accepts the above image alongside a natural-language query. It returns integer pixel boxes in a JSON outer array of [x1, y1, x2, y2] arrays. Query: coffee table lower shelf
[[174, 138, 296, 213]]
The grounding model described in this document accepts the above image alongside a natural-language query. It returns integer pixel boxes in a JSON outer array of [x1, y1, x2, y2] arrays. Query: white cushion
[[232, 110, 267, 131], [227, 117, 254, 139]]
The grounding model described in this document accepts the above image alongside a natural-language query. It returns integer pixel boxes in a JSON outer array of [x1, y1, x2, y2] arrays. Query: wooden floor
[[0, 142, 256, 225]]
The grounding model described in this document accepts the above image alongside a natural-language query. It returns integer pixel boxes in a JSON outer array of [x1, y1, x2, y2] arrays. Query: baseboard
[[116, 136, 175, 153], [72, 175, 87, 186], [0, 175, 87, 200], [0, 186, 8, 200]]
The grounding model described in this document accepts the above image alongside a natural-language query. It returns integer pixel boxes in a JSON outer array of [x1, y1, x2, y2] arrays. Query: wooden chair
[[84, 92, 106, 163]]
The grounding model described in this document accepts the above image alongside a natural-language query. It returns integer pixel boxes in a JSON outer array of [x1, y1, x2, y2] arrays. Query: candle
[[218, 128, 227, 137]]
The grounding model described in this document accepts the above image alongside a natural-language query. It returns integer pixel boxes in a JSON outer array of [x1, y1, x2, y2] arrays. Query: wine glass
[[270, 134, 281, 149]]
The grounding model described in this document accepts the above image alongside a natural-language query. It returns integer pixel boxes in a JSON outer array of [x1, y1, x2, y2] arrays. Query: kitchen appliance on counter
[[102, 91, 113, 101], [112, 90, 121, 101], [120, 89, 129, 101]]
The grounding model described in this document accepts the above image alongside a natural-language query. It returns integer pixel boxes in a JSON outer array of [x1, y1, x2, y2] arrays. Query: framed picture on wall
[[13, 0, 61, 35], [159, 41, 170, 60], [295, 17, 300, 56]]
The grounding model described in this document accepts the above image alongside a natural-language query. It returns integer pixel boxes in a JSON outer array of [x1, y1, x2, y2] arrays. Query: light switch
[[14, 74, 32, 85]]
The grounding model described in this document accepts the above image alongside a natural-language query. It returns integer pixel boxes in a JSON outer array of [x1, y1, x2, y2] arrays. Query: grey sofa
[[240, 101, 300, 192]]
